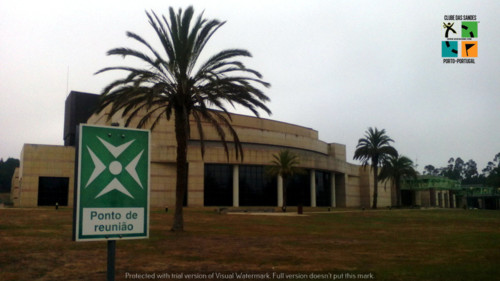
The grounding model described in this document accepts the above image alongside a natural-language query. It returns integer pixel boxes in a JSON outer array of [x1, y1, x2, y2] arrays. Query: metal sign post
[[108, 240, 116, 281], [73, 124, 150, 280]]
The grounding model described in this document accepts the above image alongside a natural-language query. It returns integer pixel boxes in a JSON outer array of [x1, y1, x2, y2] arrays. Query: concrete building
[[12, 91, 394, 208], [460, 185, 500, 210], [401, 175, 461, 208]]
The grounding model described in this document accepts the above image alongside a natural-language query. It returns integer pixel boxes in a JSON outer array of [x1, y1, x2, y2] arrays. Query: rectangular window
[[239, 165, 277, 206], [287, 171, 311, 207], [204, 164, 232, 206], [315, 171, 331, 207]]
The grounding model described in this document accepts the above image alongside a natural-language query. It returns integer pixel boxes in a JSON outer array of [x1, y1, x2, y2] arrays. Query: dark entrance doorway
[[38, 177, 69, 206], [401, 190, 412, 206]]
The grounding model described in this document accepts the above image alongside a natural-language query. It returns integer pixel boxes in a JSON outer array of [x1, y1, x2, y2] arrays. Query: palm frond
[[267, 150, 301, 177], [95, 5, 271, 163], [353, 127, 397, 167]]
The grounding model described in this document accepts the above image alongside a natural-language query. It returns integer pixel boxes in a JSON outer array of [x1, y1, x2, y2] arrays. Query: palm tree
[[266, 150, 301, 212], [379, 153, 418, 207], [353, 127, 397, 209], [95, 7, 271, 231]]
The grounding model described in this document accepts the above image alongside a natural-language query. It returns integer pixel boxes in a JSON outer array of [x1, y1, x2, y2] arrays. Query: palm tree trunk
[[171, 107, 189, 232], [282, 177, 287, 212], [372, 165, 378, 209]]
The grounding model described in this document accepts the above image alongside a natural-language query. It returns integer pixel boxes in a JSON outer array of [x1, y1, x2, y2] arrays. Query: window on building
[[239, 165, 277, 206], [315, 170, 331, 207], [286, 171, 311, 207], [204, 164, 232, 206]]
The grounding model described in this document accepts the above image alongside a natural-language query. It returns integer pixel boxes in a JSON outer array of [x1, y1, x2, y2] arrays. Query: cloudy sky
[[1, 0, 499, 172]]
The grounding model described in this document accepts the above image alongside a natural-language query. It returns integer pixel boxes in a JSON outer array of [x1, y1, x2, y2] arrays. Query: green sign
[[74, 125, 150, 241]]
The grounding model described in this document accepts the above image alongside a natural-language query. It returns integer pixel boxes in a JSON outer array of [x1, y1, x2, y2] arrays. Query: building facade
[[12, 91, 395, 208], [401, 175, 461, 208]]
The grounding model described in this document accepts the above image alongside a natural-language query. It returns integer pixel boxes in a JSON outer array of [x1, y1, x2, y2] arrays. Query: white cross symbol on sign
[[85, 137, 144, 199]]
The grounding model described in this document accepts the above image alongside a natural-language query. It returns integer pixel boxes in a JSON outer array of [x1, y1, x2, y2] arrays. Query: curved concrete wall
[[15, 100, 391, 208], [85, 106, 373, 208]]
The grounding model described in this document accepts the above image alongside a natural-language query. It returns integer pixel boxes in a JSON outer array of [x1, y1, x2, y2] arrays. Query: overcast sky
[[1, 0, 499, 172]]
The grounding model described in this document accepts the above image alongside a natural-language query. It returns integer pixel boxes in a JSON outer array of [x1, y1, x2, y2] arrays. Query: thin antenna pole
[[66, 66, 69, 94]]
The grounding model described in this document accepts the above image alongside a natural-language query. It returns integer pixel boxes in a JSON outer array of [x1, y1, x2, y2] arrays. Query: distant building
[[11, 91, 459, 209], [63, 91, 100, 146], [401, 175, 461, 208], [459, 185, 500, 210]]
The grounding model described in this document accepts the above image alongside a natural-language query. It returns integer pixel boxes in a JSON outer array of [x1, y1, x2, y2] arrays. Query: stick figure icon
[[443, 22, 456, 38]]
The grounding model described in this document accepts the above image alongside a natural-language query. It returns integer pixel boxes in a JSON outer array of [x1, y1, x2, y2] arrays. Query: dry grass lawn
[[1, 207, 499, 281]]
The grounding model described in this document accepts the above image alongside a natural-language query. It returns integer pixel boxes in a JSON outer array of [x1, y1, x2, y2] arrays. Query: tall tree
[[353, 127, 398, 209], [0, 158, 20, 193], [95, 7, 271, 231], [379, 153, 418, 207], [441, 157, 465, 180], [266, 150, 301, 212], [483, 153, 500, 187], [462, 159, 479, 184], [482, 161, 496, 176], [423, 165, 441, 176]]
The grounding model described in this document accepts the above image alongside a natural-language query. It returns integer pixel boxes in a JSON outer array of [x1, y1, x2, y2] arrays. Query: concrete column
[[232, 165, 239, 207], [335, 173, 347, 208], [277, 175, 283, 207], [187, 161, 205, 207], [310, 170, 316, 207], [414, 190, 422, 206], [452, 194, 457, 208], [330, 172, 336, 208]]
